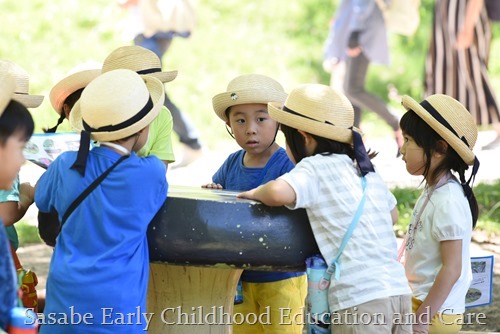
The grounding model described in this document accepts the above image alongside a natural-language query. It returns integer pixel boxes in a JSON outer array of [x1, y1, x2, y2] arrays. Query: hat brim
[[12, 94, 44, 108], [268, 102, 360, 144], [0, 75, 16, 117], [146, 70, 178, 83], [212, 89, 288, 122], [49, 69, 101, 115], [401, 95, 475, 165], [70, 75, 165, 142]]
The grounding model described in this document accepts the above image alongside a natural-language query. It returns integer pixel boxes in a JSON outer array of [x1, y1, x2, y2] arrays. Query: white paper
[[23, 132, 82, 169], [465, 255, 494, 308]]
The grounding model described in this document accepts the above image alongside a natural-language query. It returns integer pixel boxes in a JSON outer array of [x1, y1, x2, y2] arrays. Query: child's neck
[[426, 170, 450, 187], [243, 143, 279, 168]]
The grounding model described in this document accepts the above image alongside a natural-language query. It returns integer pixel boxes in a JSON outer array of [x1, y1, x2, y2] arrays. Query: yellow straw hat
[[268, 83, 361, 144], [212, 74, 288, 122], [49, 64, 101, 115], [102, 45, 177, 83], [401, 94, 478, 165], [0, 73, 16, 117], [69, 69, 165, 142], [0, 60, 44, 108]]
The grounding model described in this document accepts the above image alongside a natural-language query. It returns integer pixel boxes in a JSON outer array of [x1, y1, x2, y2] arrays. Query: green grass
[[393, 180, 500, 236], [15, 221, 42, 245]]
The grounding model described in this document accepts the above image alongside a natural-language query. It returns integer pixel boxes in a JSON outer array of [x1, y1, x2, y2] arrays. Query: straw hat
[[102, 45, 177, 83], [0, 73, 16, 117], [212, 74, 288, 122], [268, 84, 360, 144], [49, 63, 101, 115], [0, 60, 44, 108], [69, 69, 165, 142], [401, 94, 477, 165]]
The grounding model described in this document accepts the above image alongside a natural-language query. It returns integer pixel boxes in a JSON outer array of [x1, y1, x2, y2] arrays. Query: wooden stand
[[147, 263, 242, 334]]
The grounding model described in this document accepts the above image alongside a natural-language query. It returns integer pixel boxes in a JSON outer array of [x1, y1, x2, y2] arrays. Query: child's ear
[[297, 130, 311, 143], [225, 121, 233, 133], [435, 140, 448, 155]]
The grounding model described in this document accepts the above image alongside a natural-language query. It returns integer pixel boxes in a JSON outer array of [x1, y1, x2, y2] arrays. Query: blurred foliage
[[393, 180, 500, 235]]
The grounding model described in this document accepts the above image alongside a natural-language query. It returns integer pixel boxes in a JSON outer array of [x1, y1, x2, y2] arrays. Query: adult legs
[[343, 52, 400, 132], [134, 33, 203, 154]]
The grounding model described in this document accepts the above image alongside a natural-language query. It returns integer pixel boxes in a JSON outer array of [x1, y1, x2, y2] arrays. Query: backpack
[[485, 0, 500, 22], [375, 0, 421, 36]]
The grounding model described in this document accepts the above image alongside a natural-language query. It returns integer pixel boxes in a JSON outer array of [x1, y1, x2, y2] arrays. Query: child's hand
[[201, 183, 223, 189], [19, 182, 35, 208], [412, 322, 429, 333], [237, 189, 256, 200]]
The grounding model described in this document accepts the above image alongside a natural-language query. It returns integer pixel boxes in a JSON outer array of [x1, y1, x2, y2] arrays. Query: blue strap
[[319, 176, 367, 289]]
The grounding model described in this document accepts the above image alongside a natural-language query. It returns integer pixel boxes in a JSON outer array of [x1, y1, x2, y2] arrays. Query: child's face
[[0, 133, 27, 190], [134, 125, 150, 152], [227, 103, 278, 155], [400, 132, 426, 176]]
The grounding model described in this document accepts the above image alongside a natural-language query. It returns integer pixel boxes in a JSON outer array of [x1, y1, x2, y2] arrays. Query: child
[[45, 64, 101, 132], [238, 84, 412, 333], [0, 73, 35, 331], [35, 69, 168, 333], [203, 74, 307, 334], [399, 94, 480, 333], [102, 45, 180, 166], [0, 60, 42, 245]]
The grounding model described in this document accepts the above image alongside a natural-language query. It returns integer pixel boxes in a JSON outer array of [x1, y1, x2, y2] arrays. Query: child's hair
[[44, 88, 85, 133], [0, 100, 34, 145], [400, 110, 478, 227], [280, 123, 377, 164]]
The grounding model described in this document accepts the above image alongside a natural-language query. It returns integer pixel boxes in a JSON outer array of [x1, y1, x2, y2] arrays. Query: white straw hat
[[102, 45, 177, 83], [49, 64, 101, 115], [401, 94, 478, 165], [69, 69, 165, 142], [268, 84, 361, 144], [0, 60, 44, 108], [212, 74, 288, 122], [0, 73, 16, 117]]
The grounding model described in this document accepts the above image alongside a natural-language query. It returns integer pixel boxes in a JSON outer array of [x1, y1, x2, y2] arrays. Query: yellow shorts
[[412, 296, 463, 334], [233, 275, 307, 334]]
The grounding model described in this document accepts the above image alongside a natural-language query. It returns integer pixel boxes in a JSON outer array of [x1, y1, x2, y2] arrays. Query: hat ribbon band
[[420, 100, 470, 147], [282, 106, 335, 126], [71, 96, 153, 176], [282, 107, 374, 176], [82, 96, 153, 133], [137, 68, 162, 75]]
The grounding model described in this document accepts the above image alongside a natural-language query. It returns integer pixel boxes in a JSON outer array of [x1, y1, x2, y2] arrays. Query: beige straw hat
[[0, 60, 44, 108], [102, 45, 177, 83], [401, 94, 477, 165], [49, 64, 101, 115], [268, 84, 361, 144], [212, 74, 288, 122], [0, 73, 16, 117], [69, 69, 165, 142]]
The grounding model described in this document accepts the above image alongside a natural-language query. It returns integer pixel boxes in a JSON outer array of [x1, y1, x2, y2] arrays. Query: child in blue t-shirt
[[0, 73, 35, 331], [203, 74, 306, 334], [35, 69, 168, 334]]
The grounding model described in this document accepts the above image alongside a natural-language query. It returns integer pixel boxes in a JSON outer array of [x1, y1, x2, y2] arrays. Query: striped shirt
[[280, 154, 411, 312]]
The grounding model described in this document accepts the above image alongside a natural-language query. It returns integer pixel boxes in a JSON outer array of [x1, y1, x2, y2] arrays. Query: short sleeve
[[137, 106, 175, 162], [0, 176, 20, 203], [278, 159, 319, 210], [430, 196, 468, 241]]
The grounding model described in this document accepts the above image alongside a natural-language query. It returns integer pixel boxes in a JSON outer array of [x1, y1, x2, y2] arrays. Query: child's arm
[[237, 179, 296, 207], [391, 206, 398, 225], [0, 183, 35, 226], [413, 239, 463, 332]]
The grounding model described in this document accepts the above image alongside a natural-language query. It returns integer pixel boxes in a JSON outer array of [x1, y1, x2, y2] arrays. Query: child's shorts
[[412, 296, 463, 333], [233, 275, 307, 334]]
